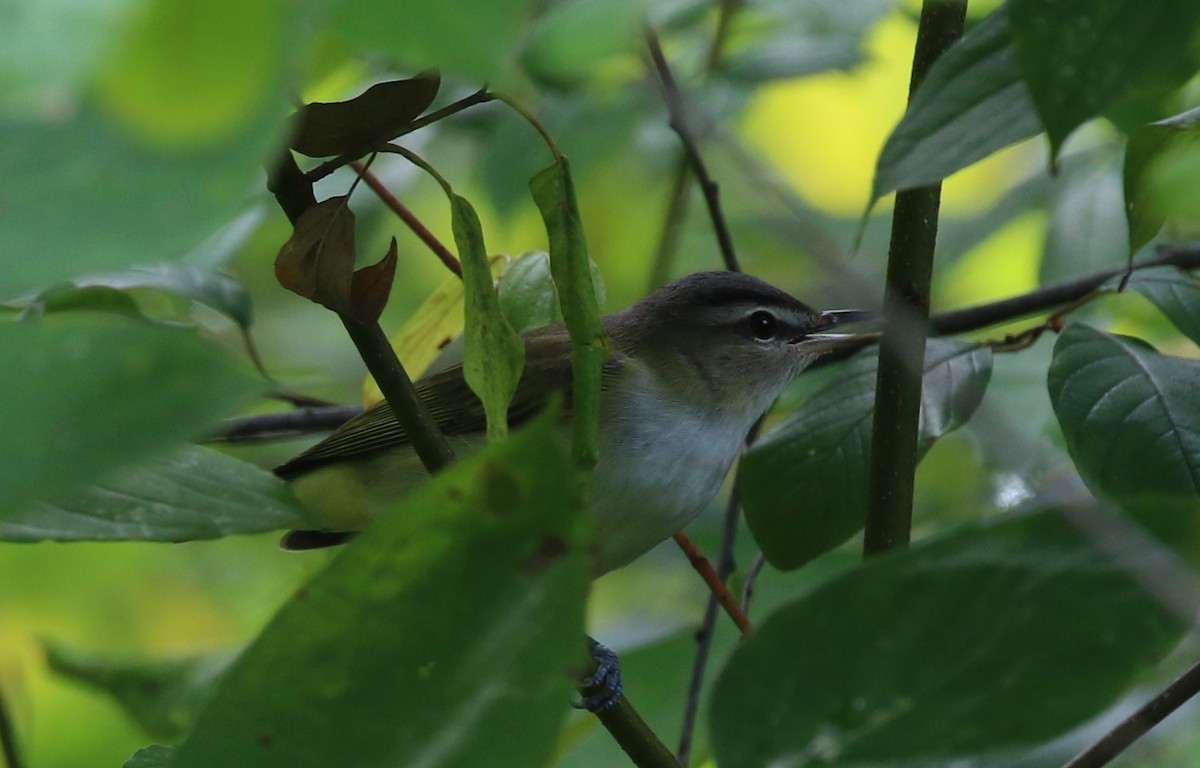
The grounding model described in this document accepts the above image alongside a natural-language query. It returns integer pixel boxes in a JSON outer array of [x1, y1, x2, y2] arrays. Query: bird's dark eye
[[748, 310, 778, 340]]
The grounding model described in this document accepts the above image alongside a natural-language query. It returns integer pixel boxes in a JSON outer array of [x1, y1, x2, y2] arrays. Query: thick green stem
[[863, 0, 968, 557], [340, 318, 455, 472]]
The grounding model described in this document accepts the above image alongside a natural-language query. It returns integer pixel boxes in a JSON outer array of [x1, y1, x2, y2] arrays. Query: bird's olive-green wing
[[274, 326, 620, 480]]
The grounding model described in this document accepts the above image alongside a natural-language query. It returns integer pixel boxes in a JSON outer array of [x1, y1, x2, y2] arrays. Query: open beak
[[790, 309, 882, 354]]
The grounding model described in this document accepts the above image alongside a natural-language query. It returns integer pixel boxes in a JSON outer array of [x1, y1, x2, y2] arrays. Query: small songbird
[[273, 271, 869, 711], [275, 271, 867, 575]]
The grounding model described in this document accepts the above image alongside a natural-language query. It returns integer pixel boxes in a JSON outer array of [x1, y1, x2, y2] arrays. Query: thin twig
[[676, 481, 747, 764], [645, 0, 743, 289], [930, 244, 1200, 336], [862, 0, 968, 558], [644, 28, 740, 273], [740, 553, 766, 614], [207, 406, 361, 443], [672, 532, 754, 635], [350, 158, 462, 277]]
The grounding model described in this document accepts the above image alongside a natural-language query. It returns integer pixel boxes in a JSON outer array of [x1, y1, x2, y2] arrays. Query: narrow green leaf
[[0, 446, 307, 542], [1009, 0, 1200, 160], [452, 195, 525, 441], [1124, 106, 1200, 251], [742, 340, 992, 570], [711, 510, 1186, 768], [871, 7, 1042, 204], [169, 412, 589, 768], [0, 317, 259, 517], [1048, 324, 1200, 507], [530, 158, 607, 468], [44, 640, 235, 741], [1118, 266, 1200, 346]]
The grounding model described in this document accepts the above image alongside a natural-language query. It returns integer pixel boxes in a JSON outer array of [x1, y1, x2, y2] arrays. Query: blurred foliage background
[[4, 0, 1200, 765]]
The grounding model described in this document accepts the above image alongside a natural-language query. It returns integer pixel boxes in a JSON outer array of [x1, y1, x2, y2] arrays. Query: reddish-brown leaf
[[274, 196, 355, 313], [289, 73, 441, 158], [348, 237, 398, 323]]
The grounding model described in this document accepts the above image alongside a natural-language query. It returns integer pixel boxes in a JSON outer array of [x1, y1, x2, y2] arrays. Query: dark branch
[[644, 27, 741, 273], [1063, 658, 1200, 768], [863, 0, 968, 557]]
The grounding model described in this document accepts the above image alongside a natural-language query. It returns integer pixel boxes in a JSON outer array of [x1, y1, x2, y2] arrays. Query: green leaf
[[742, 340, 992, 570], [1124, 106, 1200, 251], [169, 412, 589, 768], [1008, 0, 1200, 160], [710, 510, 1186, 768], [522, 0, 646, 88], [871, 7, 1042, 204], [0, 0, 292, 299], [125, 745, 178, 768], [329, 0, 530, 84], [1048, 324, 1200, 507], [1040, 152, 1128, 284], [0, 317, 259, 517], [530, 158, 607, 468], [720, 0, 895, 82], [0, 446, 307, 542], [16, 265, 256, 329], [44, 640, 235, 741], [1118, 266, 1200, 346], [497, 251, 606, 334], [453, 194, 525, 441]]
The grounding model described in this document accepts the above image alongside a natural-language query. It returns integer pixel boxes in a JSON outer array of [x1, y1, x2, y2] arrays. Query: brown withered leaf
[[275, 196, 355, 313], [289, 73, 441, 158], [348, 237, 398, 323]]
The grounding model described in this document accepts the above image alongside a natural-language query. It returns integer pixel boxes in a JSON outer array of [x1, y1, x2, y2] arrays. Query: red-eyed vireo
[[275, 271, 868, 575]]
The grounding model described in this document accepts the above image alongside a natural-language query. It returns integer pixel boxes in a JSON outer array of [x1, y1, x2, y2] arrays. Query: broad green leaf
[[710, 510, 1186, 768], [720, 0, 895, 82], [1040, 152, 1128, 284], [329, 0, 530, 84], [1117, 266, 1200, 346], [522, 0, 646, 88], [742, 340, 992, 570], [871, 7, 1042, 204], [169, 412, 589, 768], [44, 640, 235, 741], [15, 265, 255, 329], [453, 195, 525, 441], [1048, 324, 1200, 507], [1124, 107, 1200, 251], [0, 0, 292, 299], [1008, 0, 1200, 160], [0, 317, 259, 517], [497, 251, 606, 334], [125, 745, 177, 768], [530, 158, 607, 468], [0, 446, 306, 542]]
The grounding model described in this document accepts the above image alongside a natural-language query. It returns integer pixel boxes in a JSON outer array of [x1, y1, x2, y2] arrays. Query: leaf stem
[[863, 0, 968, 558], [360, 152, 463, 277]]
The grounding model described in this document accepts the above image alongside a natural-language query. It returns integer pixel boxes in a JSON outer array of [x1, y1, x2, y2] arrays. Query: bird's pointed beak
[[789, 309, 881, 353]]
